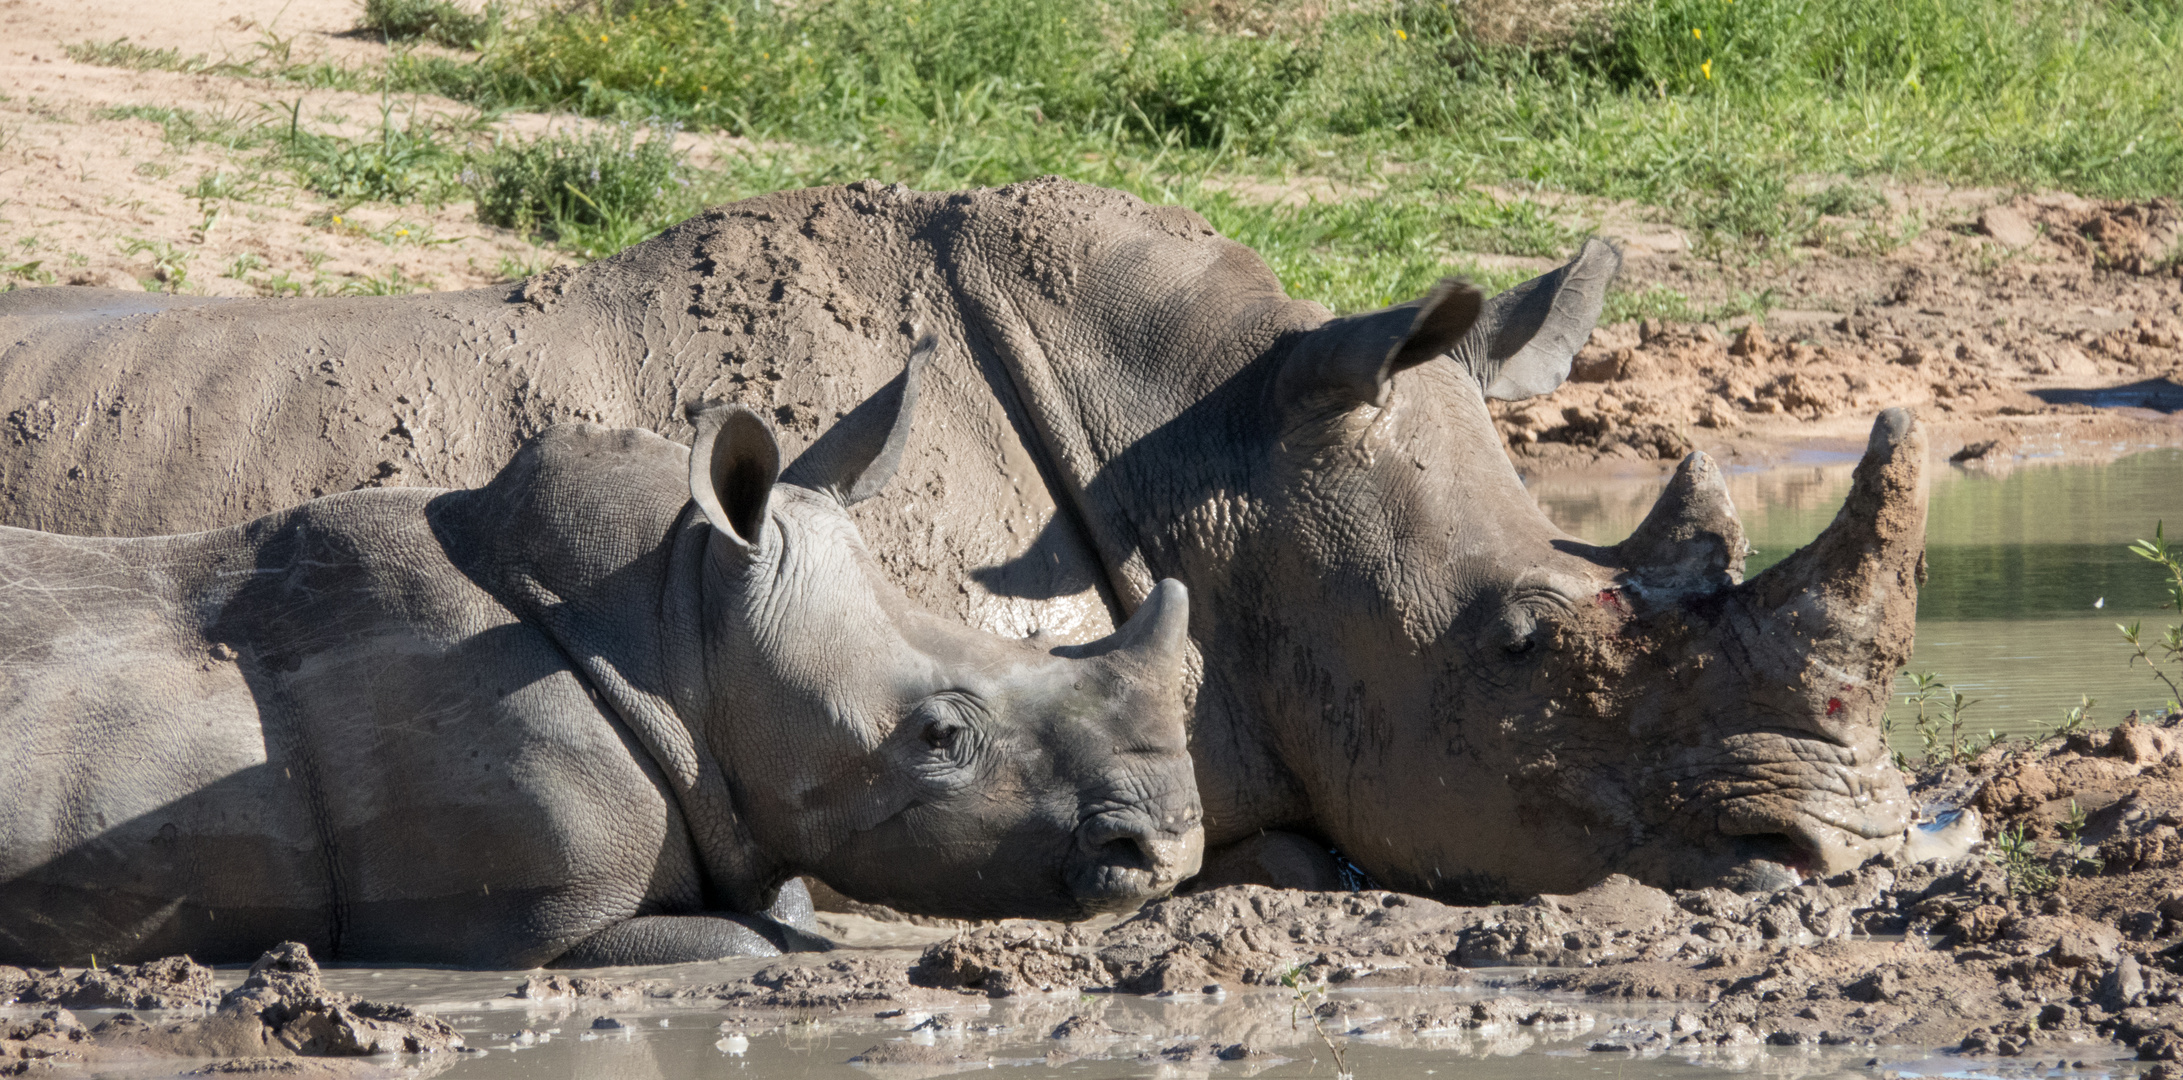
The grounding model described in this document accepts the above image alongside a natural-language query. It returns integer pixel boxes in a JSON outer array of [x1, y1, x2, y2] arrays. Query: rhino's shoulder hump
[[434, 422, 693, 597], [495, 421, 689, 494]]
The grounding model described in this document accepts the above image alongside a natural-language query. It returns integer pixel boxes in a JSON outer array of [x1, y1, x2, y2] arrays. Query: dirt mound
[[0, 955, 219, 1010], [1, 942, 463, 1076], [1990, 196, 2183, 277], [1498, 190, 2183, 473]]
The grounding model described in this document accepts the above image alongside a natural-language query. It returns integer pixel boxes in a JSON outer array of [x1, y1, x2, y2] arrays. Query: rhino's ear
[[1457, 237, 1622, 401], [690, 405, 781, 553], [782, 335, 932, 506], [1277, 278, 1483, 412]]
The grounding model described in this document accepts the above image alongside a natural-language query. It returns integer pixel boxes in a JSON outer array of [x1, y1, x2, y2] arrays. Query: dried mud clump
[[203, 942, 464, 1057], [1992, 197, 2183, 277], [0, 955, 218, 1010]]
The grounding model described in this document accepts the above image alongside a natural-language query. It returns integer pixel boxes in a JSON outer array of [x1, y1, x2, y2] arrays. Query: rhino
[[0, 178, 1926, 900], [0, 344, 1202, 966]]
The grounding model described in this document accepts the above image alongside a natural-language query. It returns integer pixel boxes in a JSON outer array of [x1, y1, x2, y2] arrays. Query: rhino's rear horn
[[1616, 451, 1747, 598], [1742, 408, 1928, 637]]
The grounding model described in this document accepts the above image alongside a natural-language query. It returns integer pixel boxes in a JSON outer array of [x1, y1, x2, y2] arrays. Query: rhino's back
[[0, 181, 1227, 645], [0, 492, 682, 964], [0, 285, 583, 537], [0, 521, 331, 959]]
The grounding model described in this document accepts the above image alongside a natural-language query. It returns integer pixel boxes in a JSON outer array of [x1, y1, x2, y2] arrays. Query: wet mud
[[1, 943, 461, 1077], [474, 713, 2183, 1070]]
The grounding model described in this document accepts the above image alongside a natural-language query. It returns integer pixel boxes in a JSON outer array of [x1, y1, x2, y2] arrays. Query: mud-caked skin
[[0, 350, 1202, 967], [0, 179, 1922, 900]]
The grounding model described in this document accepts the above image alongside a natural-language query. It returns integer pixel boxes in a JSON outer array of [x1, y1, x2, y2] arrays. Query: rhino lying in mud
[[0, 347, 1202, 967], [0, 178, 1927, 900]]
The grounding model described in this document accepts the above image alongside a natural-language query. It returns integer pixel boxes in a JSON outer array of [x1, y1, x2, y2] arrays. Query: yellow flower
[[1702, 58, 1713, 79], [1395, 27, 1408, 40], [599, 33, 609, 43], [699, 84, 708, 92], [659, 65, 668, 73], [396, 227, 409, 236], [1692, 27, 1702, 39], [332, 215, 343, 225]]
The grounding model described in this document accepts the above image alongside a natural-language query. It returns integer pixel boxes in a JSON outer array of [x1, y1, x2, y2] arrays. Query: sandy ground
[[0, 0, 756, 300]]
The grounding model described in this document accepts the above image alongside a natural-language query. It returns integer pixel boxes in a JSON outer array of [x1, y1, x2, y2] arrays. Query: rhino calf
[[0, 345, 1202, 967]]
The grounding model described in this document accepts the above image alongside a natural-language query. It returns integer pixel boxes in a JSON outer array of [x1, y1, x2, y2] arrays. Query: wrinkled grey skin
[[0, 347, 1201, 967], [0, 179, 1923, 900]]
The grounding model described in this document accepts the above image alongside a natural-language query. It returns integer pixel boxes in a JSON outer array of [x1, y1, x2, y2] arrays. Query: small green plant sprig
[[1279, 964, 1352, 1080], [1989, 800, 2104, 896], [1989, 821, 2053, 896], [2120, 522, 2183, 714], [2038, 695, 2098, 742], [361, 0, 499, 50], [274, 96, 471, 207], [1898, 672, 1999, 766]]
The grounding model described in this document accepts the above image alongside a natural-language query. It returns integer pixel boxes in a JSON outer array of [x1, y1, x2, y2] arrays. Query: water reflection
[[1528, 448, 2183, 739]]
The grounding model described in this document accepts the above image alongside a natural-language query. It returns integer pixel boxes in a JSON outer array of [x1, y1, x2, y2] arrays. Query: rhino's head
[[1196, 241, 1926, 898], [686, 347, 1202, 920]]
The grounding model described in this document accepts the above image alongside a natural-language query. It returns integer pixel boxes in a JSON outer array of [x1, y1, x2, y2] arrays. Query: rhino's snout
[[1066, 809, 1203, 913]]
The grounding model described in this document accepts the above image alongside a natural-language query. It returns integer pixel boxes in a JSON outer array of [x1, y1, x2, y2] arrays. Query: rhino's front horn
[[1616, 451, 1747, 599], [1742, 407, 1928, 638], [1054, 579, 1192, 683]]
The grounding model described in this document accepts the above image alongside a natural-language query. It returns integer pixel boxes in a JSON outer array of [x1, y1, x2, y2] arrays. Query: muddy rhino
[[0, 345, 1201, 967], [0, 179, 1924, 899]]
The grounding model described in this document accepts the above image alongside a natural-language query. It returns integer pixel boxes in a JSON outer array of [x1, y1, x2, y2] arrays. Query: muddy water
[[1529, 447, 2183, 741], [144, 962, 2117, 1080]]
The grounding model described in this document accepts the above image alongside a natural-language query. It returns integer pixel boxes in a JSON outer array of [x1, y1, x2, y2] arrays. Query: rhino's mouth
[[1682, 733, 1911, 885]]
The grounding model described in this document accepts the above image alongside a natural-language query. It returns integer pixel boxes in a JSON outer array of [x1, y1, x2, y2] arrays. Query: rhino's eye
[[1499, 607, 1541, 656], [904, 693, 984, 787], [921, 718, 961, 750]]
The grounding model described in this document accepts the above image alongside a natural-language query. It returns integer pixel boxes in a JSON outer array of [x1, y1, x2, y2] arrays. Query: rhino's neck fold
[[432, 427, 781, 915]]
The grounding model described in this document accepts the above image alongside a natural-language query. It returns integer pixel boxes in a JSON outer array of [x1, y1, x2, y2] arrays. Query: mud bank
[[1, 943, 462, 1076], [1500, 195, 2183, 475]]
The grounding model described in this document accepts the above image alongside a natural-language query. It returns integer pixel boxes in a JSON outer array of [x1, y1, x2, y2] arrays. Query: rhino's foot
[[553, 913, 833, 967]]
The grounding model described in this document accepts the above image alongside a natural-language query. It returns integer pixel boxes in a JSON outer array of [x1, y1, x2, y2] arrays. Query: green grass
[[470, 120, 691, 257], [64, 0, 2183, 311], [271, 98, 474, 206], [360, 0, 498, 49]]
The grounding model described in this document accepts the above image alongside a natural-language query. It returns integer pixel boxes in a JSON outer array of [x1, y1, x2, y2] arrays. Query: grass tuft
[[470, 121, 691, 258], [359, 0, 497, 50]]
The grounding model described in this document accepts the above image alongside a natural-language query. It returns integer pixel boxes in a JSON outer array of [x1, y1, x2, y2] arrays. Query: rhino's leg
[[554, 915, 792, 966], [554, 881, 835, 966], [766, 877, 822, 936]]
